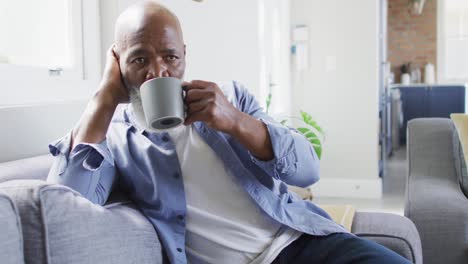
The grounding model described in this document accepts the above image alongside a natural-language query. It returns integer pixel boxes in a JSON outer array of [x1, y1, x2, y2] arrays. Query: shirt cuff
[[48, 132, 73, 157], [48, 132, 114, 171], [249, 119, 298, 179]]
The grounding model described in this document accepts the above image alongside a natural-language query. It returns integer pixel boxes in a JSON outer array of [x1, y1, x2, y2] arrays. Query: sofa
[[0, 154, 422, 264], [406, 118, 468, 264]]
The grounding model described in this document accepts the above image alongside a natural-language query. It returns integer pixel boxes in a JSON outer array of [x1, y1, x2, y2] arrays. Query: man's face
[[117, 21, 186, 91], [114, 12, 186, 131]]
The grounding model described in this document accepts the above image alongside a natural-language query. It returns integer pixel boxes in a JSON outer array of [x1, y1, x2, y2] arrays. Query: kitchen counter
[[389, 84, 465, 144], [389, 83, 467, 89]]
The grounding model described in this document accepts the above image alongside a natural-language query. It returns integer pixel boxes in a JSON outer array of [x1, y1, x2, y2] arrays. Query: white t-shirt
[[167, 125, 302, 264]]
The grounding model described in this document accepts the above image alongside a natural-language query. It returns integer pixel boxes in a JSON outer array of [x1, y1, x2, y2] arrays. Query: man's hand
[[183, 80, 274, 160], [99, 45, 129, 106], [183, 80, 242, 133], [70, 45, 128, 150]]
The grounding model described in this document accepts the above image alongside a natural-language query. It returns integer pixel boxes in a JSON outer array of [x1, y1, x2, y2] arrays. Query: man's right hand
[[70, 45, 129, 151], [99, 45, 129, 106]]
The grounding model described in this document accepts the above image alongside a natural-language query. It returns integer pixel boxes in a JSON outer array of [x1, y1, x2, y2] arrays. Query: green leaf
[[309, 138, 321, 145], [300, 110, 311, 123], [299, 110, 324, 135], [265, 93, 272, 114], [269, 108, 325, 160], [304, 131, 318, 139], [297, 127, 310, 134], [314, 145, 322, 159]]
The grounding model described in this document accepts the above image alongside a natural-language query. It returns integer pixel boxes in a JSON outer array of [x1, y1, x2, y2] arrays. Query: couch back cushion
[[0, 155, 53, 183], [0, 191, 25, 264], [0, 180, 163, 264], [451, 116, 468, 197]]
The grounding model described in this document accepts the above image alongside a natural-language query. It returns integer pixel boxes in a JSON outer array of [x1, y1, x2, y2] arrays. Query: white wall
[[0, 101, 87, 162], [99, 0, 291, 110], [291, 0, 382, 198], [257, 0, 292, 115], [0, 0, 101, 106], [100, 0, 262, 97], [0, 0, 101, 162], [165, 0, 263, 97], [1, 0, 291, 162]]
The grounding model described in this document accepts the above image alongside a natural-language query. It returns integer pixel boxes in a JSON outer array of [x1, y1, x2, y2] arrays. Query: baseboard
[[308, 177, 382, 199]]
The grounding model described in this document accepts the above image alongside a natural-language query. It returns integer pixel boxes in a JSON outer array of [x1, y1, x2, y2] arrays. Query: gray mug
[[140, 77, 185, 130]]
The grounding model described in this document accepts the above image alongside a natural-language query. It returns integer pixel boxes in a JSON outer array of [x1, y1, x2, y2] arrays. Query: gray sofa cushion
[[0, 191, 25, 264], [452, 126, 468, 197], [352, 212, 422, 264], [0, 180, 163, 264]]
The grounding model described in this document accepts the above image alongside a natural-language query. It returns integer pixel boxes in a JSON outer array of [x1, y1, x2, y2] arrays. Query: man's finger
[[110, 44, 121, 61], [183, 80, 214, 91], [185, 88, 213, 104], [187, 99, 212, 114], [107, 45, 114, 56], [184, 109, 208, 125], [181, 81, 191, 88], [105, 45, 116, 62]]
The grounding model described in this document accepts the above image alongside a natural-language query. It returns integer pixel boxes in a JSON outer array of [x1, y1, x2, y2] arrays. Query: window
[[0, 0, 83, 80], [0, 0, 102, 106], [438, 0, 468, 83]]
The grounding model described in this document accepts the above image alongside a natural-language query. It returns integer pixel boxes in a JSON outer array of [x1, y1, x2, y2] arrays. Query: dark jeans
[[272, 233, 412, 264]]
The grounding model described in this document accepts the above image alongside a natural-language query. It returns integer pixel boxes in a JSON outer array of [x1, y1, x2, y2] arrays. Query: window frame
[[437, 0, 468, 84], [1, 0, 84, 81], [0, 0, 102, 106]]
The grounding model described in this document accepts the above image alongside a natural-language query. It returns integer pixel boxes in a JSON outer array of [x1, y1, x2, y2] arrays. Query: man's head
[[114, 1, 186, 131], [114, 1, 186, 91]]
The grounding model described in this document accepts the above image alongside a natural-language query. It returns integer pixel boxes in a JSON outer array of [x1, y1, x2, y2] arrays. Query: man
[[47, 1, 410, 264]]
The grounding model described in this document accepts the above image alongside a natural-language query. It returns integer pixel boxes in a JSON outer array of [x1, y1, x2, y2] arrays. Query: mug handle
[[182, 86, 188, 116]]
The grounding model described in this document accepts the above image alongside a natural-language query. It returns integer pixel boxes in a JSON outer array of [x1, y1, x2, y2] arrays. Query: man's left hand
[[183, 80, 241, 134], [183, 80, 274, 160]]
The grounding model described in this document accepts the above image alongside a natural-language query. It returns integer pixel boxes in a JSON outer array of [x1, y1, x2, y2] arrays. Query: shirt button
[[162, 135, 169, 142], [173, 172, 180, 179], [177, 247, 183, 252], [177, 215, 184, 221]]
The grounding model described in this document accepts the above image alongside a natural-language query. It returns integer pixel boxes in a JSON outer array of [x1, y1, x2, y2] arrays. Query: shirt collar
[[123, 104, 148, 134]]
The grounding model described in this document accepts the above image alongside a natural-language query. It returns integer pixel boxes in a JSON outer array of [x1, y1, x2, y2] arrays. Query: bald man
[[47, 2, 410, 264]]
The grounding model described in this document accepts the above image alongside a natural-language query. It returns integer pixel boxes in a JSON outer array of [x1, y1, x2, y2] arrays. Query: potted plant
[[266, 93, 322, 200], [266, 93, 325, 160]]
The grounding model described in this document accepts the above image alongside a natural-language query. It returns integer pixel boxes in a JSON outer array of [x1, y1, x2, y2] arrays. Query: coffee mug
[[140, 77, 185, 130]]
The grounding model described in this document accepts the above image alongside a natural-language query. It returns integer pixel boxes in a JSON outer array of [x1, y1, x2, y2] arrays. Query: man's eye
[[133, 57, 146, 64], [166, 55, 178, 61]]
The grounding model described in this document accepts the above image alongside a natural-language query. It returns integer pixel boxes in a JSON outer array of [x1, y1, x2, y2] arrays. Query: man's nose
[[146, 61, 170, 80]]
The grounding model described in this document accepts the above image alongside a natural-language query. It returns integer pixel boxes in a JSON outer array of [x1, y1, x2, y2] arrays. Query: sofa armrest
[[352, 212, 422, 264], [406, 118, 468, 264], [0, 180, 163, 264]]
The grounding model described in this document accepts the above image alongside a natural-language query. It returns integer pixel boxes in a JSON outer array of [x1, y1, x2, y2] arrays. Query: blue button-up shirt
[[47, 81, 347, 264]]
